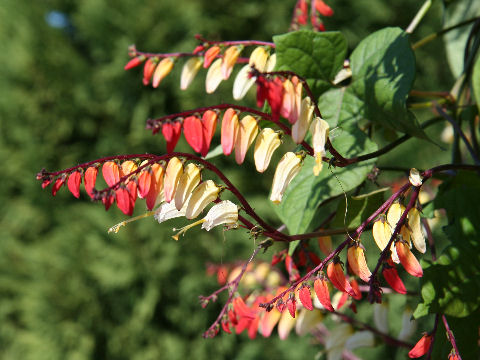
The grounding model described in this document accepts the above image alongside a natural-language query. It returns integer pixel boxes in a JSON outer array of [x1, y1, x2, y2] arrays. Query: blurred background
[[0, 0, 454, 359]]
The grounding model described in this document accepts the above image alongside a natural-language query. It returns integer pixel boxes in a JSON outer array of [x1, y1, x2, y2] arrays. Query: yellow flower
[[152, 57, 175, 88], [201, 200, 238, 231], [292, 97, 314, 144], [248, 46, 269, 72], [409, 168, 423, 187], [253, 128, 282, 173], [180, 57, 202, 90], [185, 180, 221, 219], [235, 115, 259, 164], [221, 45, 243, 80], [205, 58, 223, 94], [232, 64, 256, 100], [270, 152, 304, 204], [310, 117, 330, 176], [163, 157, 184, 203], [174, 163, 201, 210]]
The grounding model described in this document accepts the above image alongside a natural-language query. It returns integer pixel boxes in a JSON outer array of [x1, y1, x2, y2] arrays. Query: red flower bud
[[203, 46, 221, 68], [200, 110, 218, 157], [183, 115, 205, 154], [124, 55, 145, 70], [84, 167, 98, 199], [299, 284, 313, 311], [286, 295, 296, 318], [382, 259, 407, 294], [162, 121, 182, 153], [67, 171, 82, 198], [52, 176, 66, 196], [102, 161, 120, 187], [408, 334, 432, 358], [137, 170, 152, 199], [327, 260, 357, 297]]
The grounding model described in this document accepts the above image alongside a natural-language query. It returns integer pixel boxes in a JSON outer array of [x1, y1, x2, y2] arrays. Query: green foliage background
[[0, 0, 471, 359]]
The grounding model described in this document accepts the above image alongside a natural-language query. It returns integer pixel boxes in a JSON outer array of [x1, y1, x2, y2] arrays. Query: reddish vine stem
[[146, 103, 315, 155], [39, 152, 289, 241], [442, 315, 462, 359], [426, 314, 440, 360], [193, 35, 275, 48], [260, 181, 412, 308], [332, 310, 413, 349], [203, 244, 262, 338]]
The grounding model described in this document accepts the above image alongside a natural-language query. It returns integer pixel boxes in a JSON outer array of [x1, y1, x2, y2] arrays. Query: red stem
[[442, 315, 462, 360]]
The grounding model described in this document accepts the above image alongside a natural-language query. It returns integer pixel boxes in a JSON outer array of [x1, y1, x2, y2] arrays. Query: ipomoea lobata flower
[[155, 198, 188, 224], [152, 57, 175, 88], [206, 58, 223, 94], [409, 168, 423, 187], [185, 180, 222, 219], [270, 152, 305, 204], [280, 77, 302, 124], [201, 200, 238, 231], [221, 45, 243, 80], [292, 97, 314, 143], [235, 115, 259, 164], [174, 163, 201, 210], [180, 57, 202, 90], [249, 46, 269, 72], [253, 128, 282, 173], [310, 116, 330, 176], [408, 207, 426, 253], [232, 64, 256, 100], [163, 157, 184, 203]]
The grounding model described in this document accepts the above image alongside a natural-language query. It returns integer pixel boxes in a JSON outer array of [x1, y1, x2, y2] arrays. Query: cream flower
[[270, 152, 304, 204], [201, 200, 238, 231]]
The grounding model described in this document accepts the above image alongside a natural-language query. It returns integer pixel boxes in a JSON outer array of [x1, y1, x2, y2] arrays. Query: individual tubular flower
[[232, 64, 256, 100], [102, 161, 121, 187], [67, 171, 82, 199], [185, 180, 221, 219], [298, 284, 313, 311], [314, 0, 334, 16], [152, 57, 174, 88], [295, 308, 323, 336], [163, 157, 184, 203], [162, 120, 182, 153], [270, 152, 304, 204], [408, 207, 426, 253], [314, 276, 334, 311], [120, 160, 138, 179], [145, 163, 165, 210], [203, 46, 221, 68], [254, 128, 282, 173], [124, 55, 145, 70], [206, 58, 223, 93], [174, 163, 201, 211], [221, 45, 243, 80], [265, 53, 276, 72], [235, 115, 259, 164], [137, 167, 152, 199], [382, 259, 407, 294], [310, 116, 330, 176], [221, 108, 239, 156], [387, 200, 405, 230], [155, 198, 188, 224], [115, 182, 136, 216], [183, 115, 205, 154], [372, 215, 400, 263], [326, 260, 357, 297], [398, 307, 417, 341], [280, 77, 302, 124], [395, 240, 423, 277], [373, 303, 389, 334], [180, 57, 202, 90], [292, 97, 314, 144], [143, 57, 158, 85], [409, 168, 423, 187], [278, 309, 296, 340], [200, 110, 218, 157], [249, 46, 269, 72], [347, 243, 372, 283], [408, 334, 433, 358], [84, 166, 98, 199], [201, 200, 238, 231]]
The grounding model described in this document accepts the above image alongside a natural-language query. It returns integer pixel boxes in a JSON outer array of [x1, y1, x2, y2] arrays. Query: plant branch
[[435, 104, 480, 165], [406, 0, 433, 34], [202, 244, 262, 338], [412, 17, 480, 50], [442, 315, 462, 360], [426, 314, 440, 360]]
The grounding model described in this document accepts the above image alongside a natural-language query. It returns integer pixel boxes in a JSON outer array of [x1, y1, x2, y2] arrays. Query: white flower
[[201, 200, 238, 231], [232, 64, 256, 100], [398, 307, 417, 341], [180, 57, 202, 90], [310, 116, 330, 176], [292, 97, 314, 144], [154, 200, 188, 223], [205, 58, 223, 94], [409, 168, 423, 187]]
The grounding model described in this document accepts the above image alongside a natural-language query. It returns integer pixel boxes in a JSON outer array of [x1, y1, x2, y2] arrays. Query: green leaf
[[273, 129, 377, 235], [319, 27, 427, 139], [331, 188, 387, 229], [444, 0, 480, 78], [273, 30, 347, 96], [414, 172, 480, 318]]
